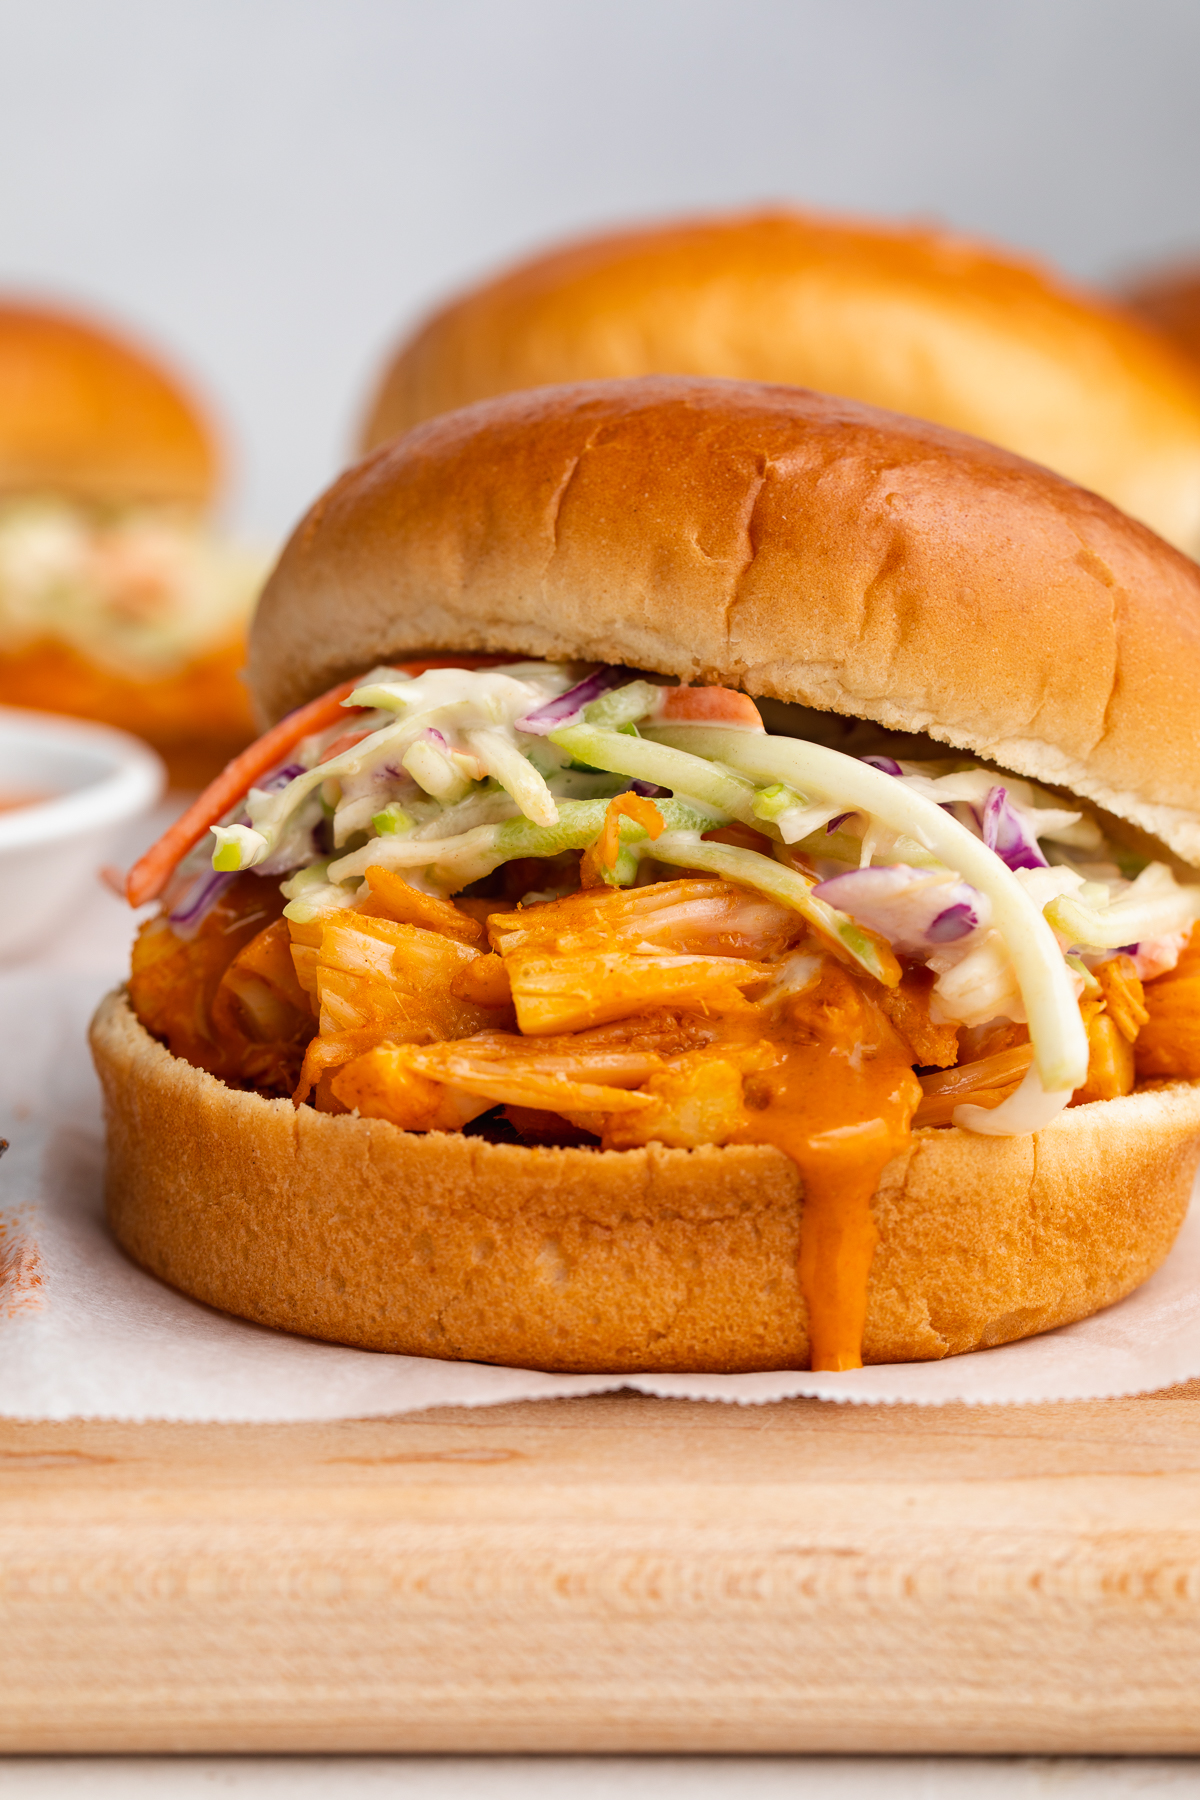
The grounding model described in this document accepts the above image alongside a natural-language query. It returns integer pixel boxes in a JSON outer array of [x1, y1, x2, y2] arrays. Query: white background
[[5, 4, 1200, 1790], [1, 1, 1200, 539]]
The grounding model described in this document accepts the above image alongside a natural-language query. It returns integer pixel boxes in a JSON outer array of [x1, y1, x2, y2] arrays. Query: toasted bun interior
[[360, 209, 1200, 555], [0, 301, 218, 507], [251, 375, 1200, 866], [91, 990, 1200, 1371]]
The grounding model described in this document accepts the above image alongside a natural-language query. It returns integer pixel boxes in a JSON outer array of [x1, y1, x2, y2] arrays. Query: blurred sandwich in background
[[361, 207, 1200, 558], [0, 301, 266, 784]]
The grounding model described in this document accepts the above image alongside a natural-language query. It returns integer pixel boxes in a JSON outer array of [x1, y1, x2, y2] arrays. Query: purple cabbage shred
[[168, 868, 237, 931], [515, 666, 640, 735], [812, 864, 987, 956], [926, 902, 977, 944], [981, 785, 1047, 871], [255, 760, 306, 794]]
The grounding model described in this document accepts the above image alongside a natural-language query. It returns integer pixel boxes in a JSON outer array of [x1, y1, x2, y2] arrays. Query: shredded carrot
[[581, 793, 666, 887], [124, 655, 504, 909], [657, 686, 764, 729], [124, 676, 362, 906]]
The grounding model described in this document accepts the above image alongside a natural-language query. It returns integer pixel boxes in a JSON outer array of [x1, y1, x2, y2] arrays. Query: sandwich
[[0, 300, 265, 784], [360, 206, 1200, 558], [91, 376, 1200, 1373]]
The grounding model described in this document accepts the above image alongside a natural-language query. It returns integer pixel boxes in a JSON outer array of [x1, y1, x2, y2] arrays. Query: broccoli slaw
[[0, 497, 266, 678]]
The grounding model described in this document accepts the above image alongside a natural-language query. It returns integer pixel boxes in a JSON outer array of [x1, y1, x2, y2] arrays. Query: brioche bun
[[359, 209, 1200, 556], [92, 990, 1200, 1369], [254, 375, 1200, 868], [0, 301, 217, 507]]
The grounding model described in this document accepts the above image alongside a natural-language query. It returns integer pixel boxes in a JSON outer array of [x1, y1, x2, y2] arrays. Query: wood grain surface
[[4, 1386, 1200, 1754]]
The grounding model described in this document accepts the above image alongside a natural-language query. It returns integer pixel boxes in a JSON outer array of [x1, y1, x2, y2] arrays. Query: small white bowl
[[0, 707, 165, 961]]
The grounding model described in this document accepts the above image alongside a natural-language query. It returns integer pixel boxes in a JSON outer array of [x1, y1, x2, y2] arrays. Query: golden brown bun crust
[[0, 302, 217, 506], [1125, 262, 1200, 372], [91, 989, 1200, 1371], [361, 209, 1200, 554], [251, 376, 1200, 866]]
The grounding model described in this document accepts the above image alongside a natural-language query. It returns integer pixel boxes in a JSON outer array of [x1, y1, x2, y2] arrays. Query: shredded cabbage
[[1044, 862, 1200, 950], [812, 865, 990, 955], [882, 763, 1101, 853], [750, 782, 843, 843], [549, 722, 757, 824], [463, 726, 558, 826]]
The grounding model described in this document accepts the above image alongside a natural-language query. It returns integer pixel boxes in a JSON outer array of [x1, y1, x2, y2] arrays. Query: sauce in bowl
[[0, 789, 52, 814]]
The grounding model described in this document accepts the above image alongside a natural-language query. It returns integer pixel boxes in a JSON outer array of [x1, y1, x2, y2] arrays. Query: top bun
[[359, 208, 1200, 557], [252, 376, 1200, 867], [0, 301, 218, 507]]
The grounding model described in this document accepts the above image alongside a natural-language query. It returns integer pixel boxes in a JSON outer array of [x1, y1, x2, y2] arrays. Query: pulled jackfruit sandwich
[[91, 377, 1200, 1373]]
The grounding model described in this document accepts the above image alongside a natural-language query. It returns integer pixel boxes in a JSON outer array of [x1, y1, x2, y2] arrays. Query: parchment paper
[[4, 870, 1200, 1420]]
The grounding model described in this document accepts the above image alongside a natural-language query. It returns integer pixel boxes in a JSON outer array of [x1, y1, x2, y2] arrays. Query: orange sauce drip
[[730, 962, 921, 1371]]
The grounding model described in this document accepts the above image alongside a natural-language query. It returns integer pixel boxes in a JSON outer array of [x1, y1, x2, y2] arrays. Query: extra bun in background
[[360, 208, 1200, 558], [0, 300, 264, 784], [90, 376, 1200, 1372], [0, 301, 217, 507]]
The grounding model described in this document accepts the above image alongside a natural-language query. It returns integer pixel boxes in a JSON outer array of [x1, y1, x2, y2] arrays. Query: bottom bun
[[91, 990, 1200, 1372]]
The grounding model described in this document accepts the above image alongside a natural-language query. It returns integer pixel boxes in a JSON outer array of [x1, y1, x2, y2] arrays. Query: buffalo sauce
[[0, 789, 51, 813], [729, 960, 921, 1371]]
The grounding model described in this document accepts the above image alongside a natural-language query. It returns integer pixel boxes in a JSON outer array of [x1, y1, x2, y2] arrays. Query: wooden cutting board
[[3, 1385, 1200, 1755]]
